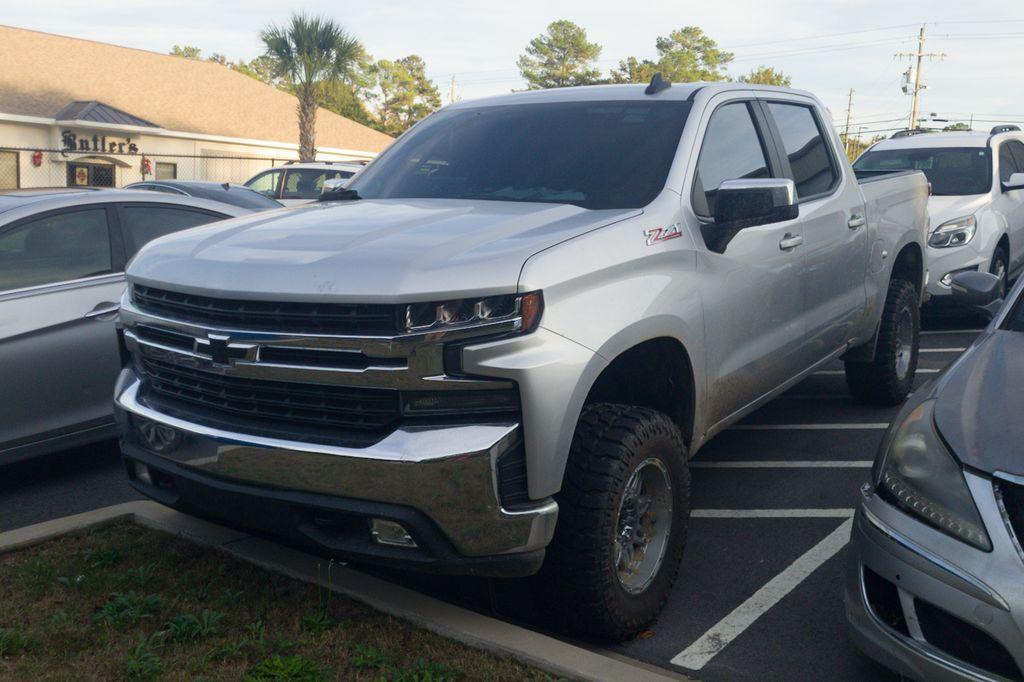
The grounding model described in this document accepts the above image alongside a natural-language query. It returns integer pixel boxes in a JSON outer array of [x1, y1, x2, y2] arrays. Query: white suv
[[855, 126, 1024, 303], [244, 162, 366, 206]]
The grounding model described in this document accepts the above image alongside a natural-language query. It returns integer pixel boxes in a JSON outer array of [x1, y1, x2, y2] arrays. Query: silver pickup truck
[[114, 81, 929, 640]]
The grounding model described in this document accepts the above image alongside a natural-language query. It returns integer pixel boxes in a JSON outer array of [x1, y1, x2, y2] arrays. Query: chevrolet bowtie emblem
[[194, 333, 239, 367]]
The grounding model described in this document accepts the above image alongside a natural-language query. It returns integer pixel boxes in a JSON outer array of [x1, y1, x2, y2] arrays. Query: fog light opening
[[369, 518, 417, 548], [133, 461, 153, 486]]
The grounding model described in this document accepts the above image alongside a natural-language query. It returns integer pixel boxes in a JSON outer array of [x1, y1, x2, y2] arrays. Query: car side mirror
[[706, 179, 799, 253], [950, 270, 1003, 318], [320, 178, 359, 202], [1002, 172, 1024, 192]]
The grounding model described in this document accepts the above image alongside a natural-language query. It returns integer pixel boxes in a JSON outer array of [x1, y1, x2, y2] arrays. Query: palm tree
[[261, 14, 362, 161]]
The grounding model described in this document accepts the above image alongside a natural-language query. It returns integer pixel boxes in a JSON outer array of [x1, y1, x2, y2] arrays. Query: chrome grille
[[133, 285, 401, 335], [140, 357, 401, 433]]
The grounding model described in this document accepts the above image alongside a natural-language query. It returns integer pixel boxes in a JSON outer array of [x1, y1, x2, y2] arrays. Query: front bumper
[[845, 478, 1024, 681], [924, 244, 989, 300], [114, 370, 558, 577]]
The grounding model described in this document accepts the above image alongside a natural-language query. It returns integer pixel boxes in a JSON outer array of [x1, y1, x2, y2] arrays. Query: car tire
[[537, 403, 690, 641], [991, 245, 1009, 299], [845, 279, 920, 406]]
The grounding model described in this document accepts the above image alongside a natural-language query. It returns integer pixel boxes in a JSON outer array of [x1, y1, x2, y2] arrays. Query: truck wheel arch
[[581, 336, 697, 450], [890, 242, 924, 295]]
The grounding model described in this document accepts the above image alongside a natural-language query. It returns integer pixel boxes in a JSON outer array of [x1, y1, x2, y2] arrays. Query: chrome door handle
[[84, 302, 120, 319], [847, 214, 866, 230], [778, 233, 804, 251]]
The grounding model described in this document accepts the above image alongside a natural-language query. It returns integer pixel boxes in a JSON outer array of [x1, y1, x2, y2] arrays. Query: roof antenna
[[645, 72, 671, 95]]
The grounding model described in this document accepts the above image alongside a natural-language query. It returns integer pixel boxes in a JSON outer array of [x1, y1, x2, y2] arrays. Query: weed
[[124, 639, 163, 680], [245, 653, 328, 681], [81, 546, 124, 569], [392, 660, 457, 682], [217, 586, 244, 607], [352, 643, 391, 670], [93, 592, 164, 627], [0, 628, 29, 657], [164, 610, 225, 643], [300, 609, 336, 636], [123, 562, 159, 589]]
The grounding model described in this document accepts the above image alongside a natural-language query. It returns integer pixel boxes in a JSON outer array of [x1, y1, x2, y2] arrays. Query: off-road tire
[[537, 403, 690, 641], [845, 279, 920, 406]]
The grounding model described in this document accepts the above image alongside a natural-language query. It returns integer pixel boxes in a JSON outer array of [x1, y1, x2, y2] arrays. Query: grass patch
[[0, 522, 555, 680]]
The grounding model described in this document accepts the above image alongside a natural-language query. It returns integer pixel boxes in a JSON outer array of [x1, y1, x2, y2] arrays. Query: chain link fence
[[0, 147, 295, 190]]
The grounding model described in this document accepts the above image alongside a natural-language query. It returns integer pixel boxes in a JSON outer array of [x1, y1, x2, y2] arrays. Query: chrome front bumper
[[114, 369, 557, 562]]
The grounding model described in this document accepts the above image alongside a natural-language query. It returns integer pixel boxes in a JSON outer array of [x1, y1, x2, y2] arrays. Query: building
[[0, 25, 393, 189]]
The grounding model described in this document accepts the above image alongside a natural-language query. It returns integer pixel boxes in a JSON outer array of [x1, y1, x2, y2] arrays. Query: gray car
[[0, 189, 250, 464], [846, 270, 1024, 680]]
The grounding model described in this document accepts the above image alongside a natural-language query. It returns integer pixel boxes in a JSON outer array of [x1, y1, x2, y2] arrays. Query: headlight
[[928, 215, 977, 248], [403, 291, 543, 334], [877, 400, 991, 550]]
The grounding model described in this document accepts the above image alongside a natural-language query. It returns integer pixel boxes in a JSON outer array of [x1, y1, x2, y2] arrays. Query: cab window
[[999, 141, 1024, 184], [0, 209, 112, 292], [281, 169, 351, 200], [692, 102, 770, 217]]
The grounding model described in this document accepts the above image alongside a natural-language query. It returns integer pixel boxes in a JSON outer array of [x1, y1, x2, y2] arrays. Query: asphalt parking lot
[[0, 313, 983, 680]]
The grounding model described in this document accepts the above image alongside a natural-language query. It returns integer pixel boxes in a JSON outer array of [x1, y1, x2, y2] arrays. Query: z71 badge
[[644, 223, 683, 246]]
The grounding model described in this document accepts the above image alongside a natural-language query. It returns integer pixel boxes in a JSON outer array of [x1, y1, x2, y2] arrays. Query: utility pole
[[843, 89, 854, 154], [448, 75, 458, 106], [895, 25, 947, 130]]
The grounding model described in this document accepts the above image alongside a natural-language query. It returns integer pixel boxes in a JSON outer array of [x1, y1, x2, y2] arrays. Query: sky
[[6, 1, 1024, 138]]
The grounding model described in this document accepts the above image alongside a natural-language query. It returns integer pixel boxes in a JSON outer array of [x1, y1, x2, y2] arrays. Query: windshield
[[854, 147, 991, 196], [348, 100, 692, 210]]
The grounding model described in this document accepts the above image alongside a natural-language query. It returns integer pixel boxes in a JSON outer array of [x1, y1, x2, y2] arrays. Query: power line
[[894, 25, 947, 130]]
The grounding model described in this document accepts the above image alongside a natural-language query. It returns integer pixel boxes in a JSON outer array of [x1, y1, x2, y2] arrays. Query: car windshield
[[854, 147, 991, 196], [348, 100, 692, 210]]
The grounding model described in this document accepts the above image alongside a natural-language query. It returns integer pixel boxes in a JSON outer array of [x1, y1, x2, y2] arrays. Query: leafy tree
[[261, 13, 363, 160], [207, 53, 229, 66], [611, 26, 733, 84], [231, 55, 284, 86], [517, 20, 603, 89], [170, 45, 202, 60], [943, 122, 971, 131], [737, 65, 791, 87], [366, 56, 442, 135]]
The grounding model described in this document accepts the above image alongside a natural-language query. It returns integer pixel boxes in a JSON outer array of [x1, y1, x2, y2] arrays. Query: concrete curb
[[0, 502, 687, 682]]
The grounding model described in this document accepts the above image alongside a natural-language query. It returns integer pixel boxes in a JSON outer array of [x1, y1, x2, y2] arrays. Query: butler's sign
[[61, 130, 139, 154]]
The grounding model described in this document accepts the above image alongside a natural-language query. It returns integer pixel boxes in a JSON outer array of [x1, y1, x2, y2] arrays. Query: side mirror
[[319, 178, 359, 202], [950, 270, 1003, 318], [1002, 172, 1024, 192], [706, 178, 798, 253]]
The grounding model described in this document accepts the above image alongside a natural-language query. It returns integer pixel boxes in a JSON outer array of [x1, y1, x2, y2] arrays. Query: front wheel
[[845, 279, 920, 406], [537, 403, 690, 641], [991, 245, 1009, 299]]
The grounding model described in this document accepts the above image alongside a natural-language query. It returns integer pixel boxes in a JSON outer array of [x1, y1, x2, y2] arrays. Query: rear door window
[[692, 102, 771, 217], [766, 102, 838, 200], [0, 208, 112, 292], [245, 170, 283, 198], [999, 141, 1024, 183], [118, 204, 225, 257]]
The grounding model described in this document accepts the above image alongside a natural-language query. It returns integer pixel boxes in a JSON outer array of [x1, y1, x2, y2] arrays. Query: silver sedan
[[846, 269, 1024, 681], [0, 189, 250, 464]]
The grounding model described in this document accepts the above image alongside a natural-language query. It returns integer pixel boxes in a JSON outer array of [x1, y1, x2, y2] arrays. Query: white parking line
[[729, 423, 888, 430], [922, 329, 983, 335], [692, 509, 855, 518], [691, 460, 872, 468], [815, 368, 939, 375], [920, 347, 966, 353], [670, 518, 854, 671]]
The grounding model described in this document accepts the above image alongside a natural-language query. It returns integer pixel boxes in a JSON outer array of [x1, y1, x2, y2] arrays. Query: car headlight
[[403, 291, 543, 334], [928, 215, 977, 248], [876, 399, 991, 550]]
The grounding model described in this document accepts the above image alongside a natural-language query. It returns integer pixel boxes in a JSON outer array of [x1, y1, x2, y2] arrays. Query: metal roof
[[53, 100, 160, 128]]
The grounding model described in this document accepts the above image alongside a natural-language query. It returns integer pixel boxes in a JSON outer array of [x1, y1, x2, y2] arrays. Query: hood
[[933, 330, 1024, 476], [127, 199, 639, 301], [927, 194, 989, 233]]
